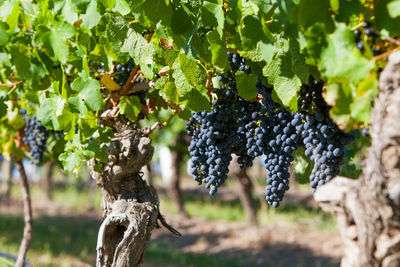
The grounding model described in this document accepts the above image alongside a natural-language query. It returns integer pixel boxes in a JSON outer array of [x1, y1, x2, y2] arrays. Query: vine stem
[[0, 81, 23, 94], [14, 158, 33, 267], [144, 110, 177, 135], [120, 65, 140, 96]]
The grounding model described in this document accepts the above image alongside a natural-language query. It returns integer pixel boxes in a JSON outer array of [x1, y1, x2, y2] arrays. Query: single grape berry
[[356, 42, 364, 52], [363, 21, 371, 29]]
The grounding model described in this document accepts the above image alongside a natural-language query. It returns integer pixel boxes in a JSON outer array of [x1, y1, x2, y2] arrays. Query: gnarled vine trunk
[[314, 51, 400, 266], [89, 114, 177, 267]]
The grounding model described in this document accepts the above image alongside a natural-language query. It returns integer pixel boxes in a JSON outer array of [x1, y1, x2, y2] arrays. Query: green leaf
[[68, 96, 88, 115], [173, 66, 192, 95], [172, 54, 206, 96], [178, 53, 206, 87], [249, 0, 276, 15], [207, 30, 228, 70], [388, 0, 400, 18], [49, 22, 74, 63], [119, 96, 141, 121], [37, 94, 75, 131], [263, 37, 303, 109], [154, 76, 167, 90], [305, 23, 328, 60], [201, 1, 225, 37], [113, 0, 130, 15], [324, 82, 352, 128], [180, 89, 211, 112], [62, 0, 78, 25], [350, 94, 372, 123], [100, 0, 116, 9], [297, 0, 334, 32], [81, 1, 101, 29], [0, 97, 7, 118], [71, 77, 104, 111], [350, 74, 378, 123], [235, 72, 258, 100], [4, 1, 19, 32], [162, 80, 179, 104], [293, 148, 313, 184], [240, 15, 265, 49], [142, 0, 172, 24], [121, 29, 155, 78], [330, 0, 340, 12], [320, 23, 374, 83], [59, 151, 81, 172], [0, 25, 9, 46], [9, 45, 31, 79]]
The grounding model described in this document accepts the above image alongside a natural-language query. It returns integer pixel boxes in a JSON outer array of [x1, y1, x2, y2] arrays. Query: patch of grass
[[0, 214, 98, 266], [11, 182, 102, 213], [159, 192, 336, 231], [144, 242, 258, 267], [12, 180, 336, 231]]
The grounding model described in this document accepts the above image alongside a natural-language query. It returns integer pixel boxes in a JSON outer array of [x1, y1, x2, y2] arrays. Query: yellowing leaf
[[100, 74, 121, 91]]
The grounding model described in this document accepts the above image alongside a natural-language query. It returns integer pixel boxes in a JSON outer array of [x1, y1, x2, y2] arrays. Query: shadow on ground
[[0, 212, 340, 267], [150, 230, 340, 267]]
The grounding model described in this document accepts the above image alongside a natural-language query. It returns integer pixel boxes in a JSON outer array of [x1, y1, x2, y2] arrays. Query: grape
[[364, 28, 374, 37], [114, 58, 135, 86], [356, 42, 364, 52], [361, 127, 370, 137], [187, 53, 353, 207], [21, 109, 49, 165], [300, 111, 353, 191], [362, 21, 371, 29]]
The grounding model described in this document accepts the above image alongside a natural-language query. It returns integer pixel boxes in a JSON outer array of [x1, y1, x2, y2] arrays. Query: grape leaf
[[71, 77, 104, 111], [297, 0, 334, 32], [113, 0, 130, 15], [62, 0, 78, 25], [207, 30, 228, 70], [120, 96, 141, 121], [235, 71, 258, 100], [59, 151, 81, 172], [293, 148, 313, 184], [320, 23, 374, 83], [263, 38, 302, 109], [201, 1, 225, 37], [0, 97, 7, 118], [180, 89, 211, 112], [121, 29, 155, 78], [162, 80, 179, 104], [81, 1, 101, 29]]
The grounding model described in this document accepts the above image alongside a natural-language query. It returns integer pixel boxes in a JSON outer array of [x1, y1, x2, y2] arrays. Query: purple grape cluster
[[21, 109, 49, 164], [187, 54, 353, 207]]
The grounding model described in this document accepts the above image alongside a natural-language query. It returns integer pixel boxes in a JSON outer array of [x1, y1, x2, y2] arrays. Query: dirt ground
[[1, 197, 343, 267], [150, 216, 342, 267]]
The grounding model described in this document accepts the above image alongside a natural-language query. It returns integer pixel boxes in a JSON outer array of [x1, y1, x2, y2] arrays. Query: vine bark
[[89, 113, 178, 267], [314, 51, 400, 267]]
